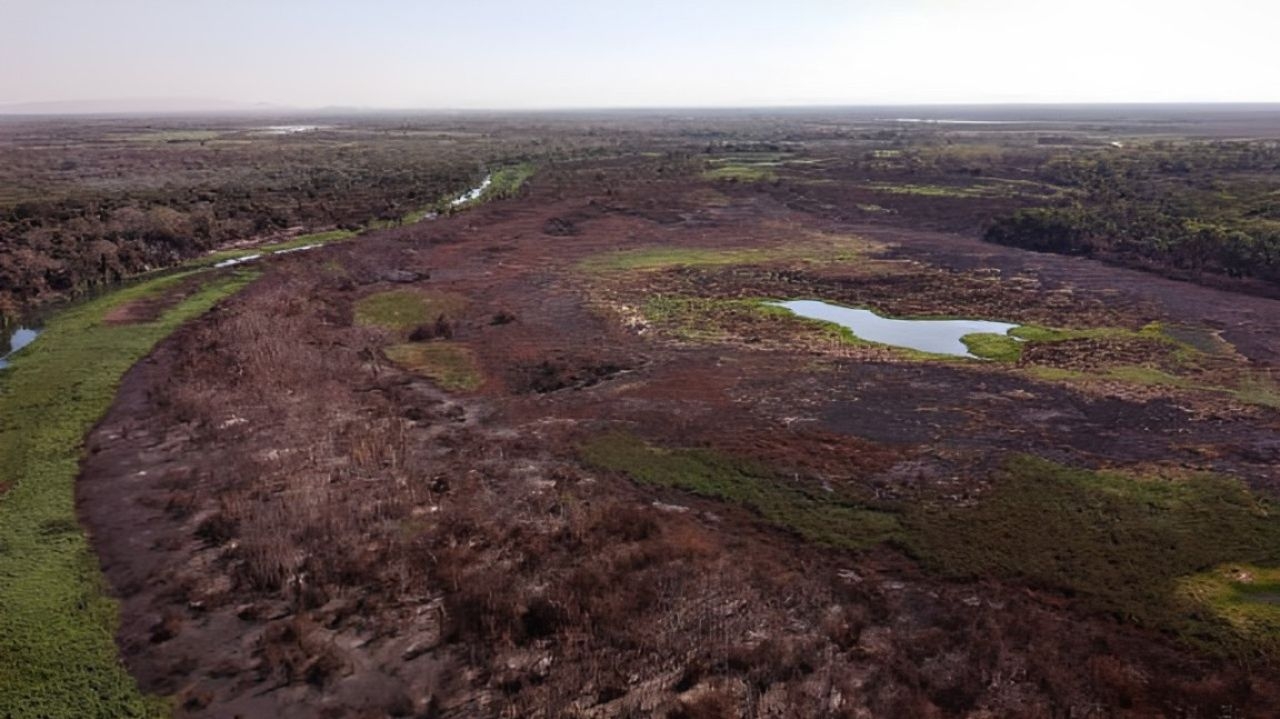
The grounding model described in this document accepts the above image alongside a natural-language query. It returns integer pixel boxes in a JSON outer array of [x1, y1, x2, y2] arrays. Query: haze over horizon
[[3, 0, 1278, 113]]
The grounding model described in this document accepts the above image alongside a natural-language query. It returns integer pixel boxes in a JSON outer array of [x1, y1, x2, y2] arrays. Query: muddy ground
[[79, 155, 1280, 717]]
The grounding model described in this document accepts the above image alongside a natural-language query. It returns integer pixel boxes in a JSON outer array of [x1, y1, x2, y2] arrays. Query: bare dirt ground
[[79, 157, 1280, 717]]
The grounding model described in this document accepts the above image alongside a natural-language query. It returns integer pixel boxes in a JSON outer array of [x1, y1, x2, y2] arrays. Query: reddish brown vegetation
[[78, 155, 1280, 717]]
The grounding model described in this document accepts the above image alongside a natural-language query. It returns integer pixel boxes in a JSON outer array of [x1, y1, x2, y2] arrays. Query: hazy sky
[[2, 0, 1278, 109]]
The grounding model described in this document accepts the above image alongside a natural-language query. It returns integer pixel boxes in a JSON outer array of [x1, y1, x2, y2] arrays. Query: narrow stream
[[449, 174, 492, 208], [1, 175, 498, 369], [0, 326, 42, 369]]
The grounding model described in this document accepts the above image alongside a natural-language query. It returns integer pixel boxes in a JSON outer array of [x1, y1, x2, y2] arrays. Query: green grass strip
[[904, 455, 1280, 650], [581, 432, 900, 549], [0, 269, 257, 718], [484, 163, 536, 200], [197, 229, 356, 267]]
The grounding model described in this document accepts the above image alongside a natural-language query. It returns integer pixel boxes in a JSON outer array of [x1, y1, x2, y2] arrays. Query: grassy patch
[[384, 342, 482, 391], [115, 130, 222, 143], [580, 236, 870, 274], [638, 297, 990, 361], [863, 182, 1002, 198], [1233, 372, 1280, 409], [581, 433, 1280, 655], [961, 332, 1023, 361], [581, 432, 899, 549], [1011, 325, 1280, 408], [399, 206, 439, 225], [259, 230, 354, 253], [1180, 565, 1280, 653], [641, 296, 863, 346], [1009, 322, 1172, 344], [1160, 325, 1233, 355], [903, 455, 1280, 649], [589, 247, 779, 273], [485, 163, 537, 200], [200, 228, 356, 266], [399, 163, 537, 223], [702, 164, 778, 182], [354, 289, 468, 334], [1104, 365, 1196, 388], [0, 269, 257, 717], [708, 152, 794, 164]]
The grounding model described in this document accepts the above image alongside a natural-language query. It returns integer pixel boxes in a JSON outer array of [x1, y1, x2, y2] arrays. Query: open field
[[4, 107, 1280, 717]]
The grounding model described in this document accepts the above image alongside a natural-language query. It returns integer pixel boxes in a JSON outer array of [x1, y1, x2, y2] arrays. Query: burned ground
[[76, 146, 1280, 718]]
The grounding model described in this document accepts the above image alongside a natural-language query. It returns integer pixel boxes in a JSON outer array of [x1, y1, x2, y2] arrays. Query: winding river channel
[[0, 174, 497, 369]]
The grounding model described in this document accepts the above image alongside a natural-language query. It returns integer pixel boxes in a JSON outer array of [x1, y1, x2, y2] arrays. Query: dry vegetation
[[81, 149, 1280, 717], [89, 267, 1280, 716], [4, 108, 1272, 718]]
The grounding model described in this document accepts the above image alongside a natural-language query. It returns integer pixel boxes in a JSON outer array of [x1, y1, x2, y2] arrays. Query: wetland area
[[3, 108, 1280, 718]]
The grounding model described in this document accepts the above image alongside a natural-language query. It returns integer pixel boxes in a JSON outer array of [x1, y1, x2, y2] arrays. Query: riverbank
[[1, 166, 527, 328], [0, 162, 538, 717], [0, 269, 258, 718]]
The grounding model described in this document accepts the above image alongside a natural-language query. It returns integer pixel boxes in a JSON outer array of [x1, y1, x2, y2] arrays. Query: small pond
[[770, 300, 1018, 358]]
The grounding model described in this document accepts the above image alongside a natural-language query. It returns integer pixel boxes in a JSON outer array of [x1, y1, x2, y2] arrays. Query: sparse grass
[[1010, 326, 1280, 408], [1009, 322, 1172, 344], [1008, 322, 1221, 378], [1161, 324, 1233, 355], [967, 320, 1198, 371], [354, 289, 468, 334], [398, 163, 537, 222], [640, 296, 1016, 362], [961, 332, 1023, 361], [580, 236, 871, 274], [903, 455, 1280, 653], [259, 230, 355, 253], [399, 207, 438, 224], [582, 433, 1280, 656], [1020, 365, 1091, 384], [115, 130, 223, 143], [589, 247, 778, 273], [863, 182, 1002, 198], [1233, 371, 1280, 409], [384, 342, 483, 391], [641, 296, 865, 346], [200, 229, 356, 266], [702, 164, 777, 182], [1104, 365, 1197, 388], [485, 163, 537, 200], [580, 432, 899, 549], [0, 269, 257, 717], [1179, 565, 1280, 654], [707, 152, 793, 164], [1022, 364, 1200, 393]]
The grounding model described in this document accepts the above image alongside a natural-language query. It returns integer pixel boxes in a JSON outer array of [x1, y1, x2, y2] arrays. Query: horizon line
[[5, 100, 1280, 119]]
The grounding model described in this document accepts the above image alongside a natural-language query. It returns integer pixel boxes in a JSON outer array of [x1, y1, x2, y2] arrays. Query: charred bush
[[542, 217, 579, 236], [511, 358, 628, 394], [409, 314, 454, 341]]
